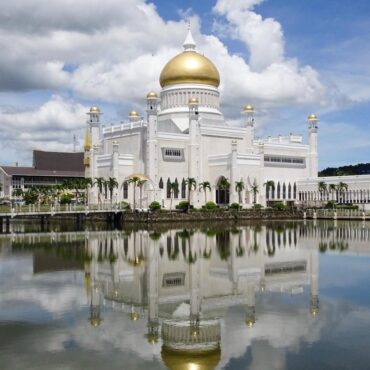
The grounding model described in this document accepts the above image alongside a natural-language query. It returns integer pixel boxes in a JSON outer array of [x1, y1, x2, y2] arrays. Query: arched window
[[293, 183, 297, 199], [181, 178, 186, 198], [277, 182, 281, 199], [159, 177, 163, 189], [282, 183, 286, 199], [123, 181, 128, 199], [166, 178, 171, 199], [288, 183, 291, 199]]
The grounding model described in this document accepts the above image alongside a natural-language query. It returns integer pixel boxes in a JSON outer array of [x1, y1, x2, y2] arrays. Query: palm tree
[[169, 181, 179, 210], [107, 177, 119, 204], [127, 176, 141, 210], [235, 180, 245, 203], [328, 184, 337, 202], [218, 176, 230, 204], [185, 177, 197, 209], [94, 177, 105, 204], [263, 180, 275, 205], [137, 179, 147, 208], [318, 181, 327, 201], [12, 188, 24, 199], [337, 182, 348, 203], [199, 181, 211, 204], [251, 181, 259, 204]]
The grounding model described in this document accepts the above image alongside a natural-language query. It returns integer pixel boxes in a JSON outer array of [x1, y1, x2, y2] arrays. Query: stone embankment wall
[[123, 210, 303, 223]]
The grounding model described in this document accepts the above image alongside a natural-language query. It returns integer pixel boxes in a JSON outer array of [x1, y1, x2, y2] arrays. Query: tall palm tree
[[137, 179, 147, 208], [251, 182, 259, 204], [235, 180, 245, 203], [199, 181, 211, 204], [169, 181, 179, 210], [94, 177, 105, 204], [107, 177, 119, 204], [263, 180, 275, 205], [337, 182, 348, 203], [127, 176, 141, 210], [329, 184, 337, 202], [318, 181, 327, 201], [185, 177, 197, 209]]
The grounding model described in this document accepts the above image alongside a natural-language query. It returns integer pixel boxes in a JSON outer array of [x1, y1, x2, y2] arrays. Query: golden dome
[[147, 91, 158, 99], [129, 110, 138, 118], [243, 104, 254, 113], [160, 51, 220, 88], [90, 106, 100, 113], [161, 348, 221, 370], [308, 113, 318, 120]]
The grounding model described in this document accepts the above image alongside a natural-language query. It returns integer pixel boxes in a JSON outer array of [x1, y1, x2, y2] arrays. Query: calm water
[[1, 220, 370, 370]]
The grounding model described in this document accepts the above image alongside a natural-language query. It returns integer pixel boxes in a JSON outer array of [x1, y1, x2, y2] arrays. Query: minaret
[[245, 282, 256, 327], [230, 140, 238, 204], [146, 92, 159, 190], [83, 127, 91, 178], [243, 104, 255, 148], [310, 249, 319, 316], [188, 97, 200, 205], [308, 114, 319, 178], [129, 110, 139, 123], [86, 106, 101, 148], [112, 141, 119, 203]]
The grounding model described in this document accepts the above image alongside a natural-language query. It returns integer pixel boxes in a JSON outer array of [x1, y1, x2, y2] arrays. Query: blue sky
[[0, 0, 369, 169]]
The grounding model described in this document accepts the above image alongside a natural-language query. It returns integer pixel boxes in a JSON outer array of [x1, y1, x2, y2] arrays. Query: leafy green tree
[[137, 179, 147, 208], [12, 188, 24, 198], [337, 182, 348, 203], [328, 184, 337, 202], [235, 180, 245, 203], [318, 181, 327, 201], [199, 181, 211, 204]]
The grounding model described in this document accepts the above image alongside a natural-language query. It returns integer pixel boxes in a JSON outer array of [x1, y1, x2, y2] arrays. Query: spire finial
[[183, 22, 196, 51]]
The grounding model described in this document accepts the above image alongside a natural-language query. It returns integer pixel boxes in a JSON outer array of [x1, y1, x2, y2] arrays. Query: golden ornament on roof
[[243, 104, 254, 113], [129, 110, 139, 117], [308, 113, 318, 120], [90, 106, 100, 113], [146, 91, 158, 99]]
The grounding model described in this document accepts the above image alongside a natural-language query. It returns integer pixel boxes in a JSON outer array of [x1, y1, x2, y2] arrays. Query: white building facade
[[83, 29, 370, 208]]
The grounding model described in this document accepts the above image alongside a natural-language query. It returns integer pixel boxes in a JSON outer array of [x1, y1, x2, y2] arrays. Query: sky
[[0, 0, 369, 169]]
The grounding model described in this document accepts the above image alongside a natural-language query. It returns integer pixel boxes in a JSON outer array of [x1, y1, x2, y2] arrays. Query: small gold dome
[[188, 97, 199, 105], [243, 104, 254, 113], [147, 91, 158, 99], [129, 110, 138, 118], [308, 113, 318, 120], [160, 51, 220, 88], [90, 106, 100, 113]]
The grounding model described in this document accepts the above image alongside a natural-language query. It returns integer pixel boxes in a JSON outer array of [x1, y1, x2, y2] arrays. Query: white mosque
[[83, 28, 370, 209]]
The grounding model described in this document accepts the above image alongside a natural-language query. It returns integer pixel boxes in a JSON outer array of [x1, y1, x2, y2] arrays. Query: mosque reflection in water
[[6, 220, 370, 369]]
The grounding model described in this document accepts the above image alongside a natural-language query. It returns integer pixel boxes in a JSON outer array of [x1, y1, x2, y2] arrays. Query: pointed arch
[[159, 177, 164, 189], [181, 178, 186, 198], [166, 178, 171, 199]]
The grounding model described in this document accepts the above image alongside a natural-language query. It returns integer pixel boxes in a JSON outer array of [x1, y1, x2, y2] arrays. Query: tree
[[235, 180, 245, 203], [107, 177, 119, 204], [263, 180, 275, 205], [94, 177, 106, 204], [337, 182, 348, 203], [328, 184, 337, 202], [318, 181, 327, 202], [251, 181, 259, 204], [199, 181, 211, 204], [137, 179, 147, 208], [12, 188, 24, 198], [127, 176, 141, 210], [185, 178, 197, 209], [169, 181, 179, 210]]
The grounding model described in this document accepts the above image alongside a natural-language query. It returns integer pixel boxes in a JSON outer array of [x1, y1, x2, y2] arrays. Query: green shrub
[[253, 203, 262, 210], [60, 193, 72, 204], [272, 202, 285, 211], [24, 190, 38, 205], [325, 201, 336, 209], [176, 201, 190, 211], [120, 201, 131, 210], [203, 201, 218, 210], [149, 201, 161, 212], [229, 202, 241, 210]]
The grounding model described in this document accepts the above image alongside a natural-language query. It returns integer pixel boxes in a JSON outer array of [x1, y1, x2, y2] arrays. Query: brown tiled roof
[[0, 166, 84, 177], [33, 150, 84, 172]]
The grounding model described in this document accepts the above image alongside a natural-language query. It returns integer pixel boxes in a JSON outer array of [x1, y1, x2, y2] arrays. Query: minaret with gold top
[[83, 127, 92, 177]]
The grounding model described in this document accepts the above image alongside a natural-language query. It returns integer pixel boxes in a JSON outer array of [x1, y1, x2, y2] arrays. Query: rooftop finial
[[183, 22, 196, 51]]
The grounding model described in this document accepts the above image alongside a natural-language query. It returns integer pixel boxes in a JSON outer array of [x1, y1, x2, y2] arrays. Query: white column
[[230, 140, 238, 204]]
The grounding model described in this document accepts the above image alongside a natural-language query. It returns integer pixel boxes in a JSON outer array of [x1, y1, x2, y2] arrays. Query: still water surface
[[0, 220, 370, 370]]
